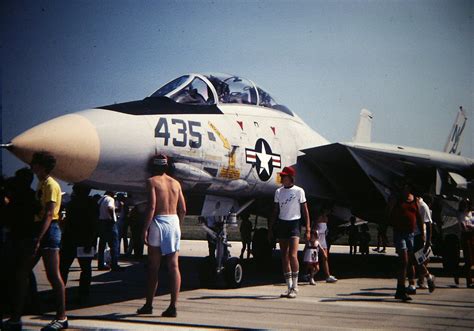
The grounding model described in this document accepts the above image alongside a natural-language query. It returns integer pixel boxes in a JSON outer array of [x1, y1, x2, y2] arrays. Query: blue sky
[[1, 0, 473, 178]]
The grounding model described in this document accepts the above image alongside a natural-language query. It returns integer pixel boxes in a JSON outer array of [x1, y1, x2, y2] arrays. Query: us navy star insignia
[[245, 138, 281, 181]]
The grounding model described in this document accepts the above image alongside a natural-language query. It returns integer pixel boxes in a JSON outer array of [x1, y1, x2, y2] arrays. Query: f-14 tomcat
[[4, 73, 473, 285]]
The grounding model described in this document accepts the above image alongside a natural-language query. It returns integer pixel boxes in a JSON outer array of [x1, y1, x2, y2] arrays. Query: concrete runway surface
[[12, 240, 474, 330]]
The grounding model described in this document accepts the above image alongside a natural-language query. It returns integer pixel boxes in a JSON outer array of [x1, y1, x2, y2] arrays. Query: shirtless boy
[[137, 155, 186, 317]]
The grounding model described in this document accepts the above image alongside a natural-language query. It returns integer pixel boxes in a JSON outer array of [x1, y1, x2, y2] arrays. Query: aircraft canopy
[[150, 73, 293, 115]]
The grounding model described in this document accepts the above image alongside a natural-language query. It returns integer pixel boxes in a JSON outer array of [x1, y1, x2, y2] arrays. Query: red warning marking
[[237, 121, 244, 130], [270, 126, 276, 135]]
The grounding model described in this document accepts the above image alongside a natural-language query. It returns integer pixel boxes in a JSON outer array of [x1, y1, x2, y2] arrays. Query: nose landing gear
[[199, 216, 243, 288]]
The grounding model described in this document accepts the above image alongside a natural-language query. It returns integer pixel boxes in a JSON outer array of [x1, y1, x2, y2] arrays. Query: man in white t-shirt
[[97, 191, 121, 271], [407, 195, 435, 294], [269, 166, 310, 298]]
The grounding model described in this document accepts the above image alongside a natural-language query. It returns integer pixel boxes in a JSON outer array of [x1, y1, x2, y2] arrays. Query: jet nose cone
[[10, 113, 100, 183]]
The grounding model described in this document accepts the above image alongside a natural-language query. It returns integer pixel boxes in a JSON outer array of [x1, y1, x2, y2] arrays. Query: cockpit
[[150, 73, 293, 116]]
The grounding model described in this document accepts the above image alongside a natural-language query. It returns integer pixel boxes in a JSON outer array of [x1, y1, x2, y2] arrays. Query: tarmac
[[12, 240, 474, 330]]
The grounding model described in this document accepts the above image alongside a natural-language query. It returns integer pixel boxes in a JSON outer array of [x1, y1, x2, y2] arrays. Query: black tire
[[442, 234, 460, 272], [198, 256, 217, 288], [224, 257, 243, 288], [252, 228, 272, 262]]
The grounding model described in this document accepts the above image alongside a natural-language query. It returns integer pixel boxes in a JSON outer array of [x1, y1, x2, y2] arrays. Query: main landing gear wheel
[[224, 257, 243, 288]]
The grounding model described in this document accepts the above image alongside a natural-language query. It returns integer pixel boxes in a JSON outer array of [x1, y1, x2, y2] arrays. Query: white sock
[[292, 271, 299, 288], [284, 272, 293, 290]]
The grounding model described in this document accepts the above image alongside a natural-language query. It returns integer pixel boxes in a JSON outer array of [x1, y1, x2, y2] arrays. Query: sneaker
[[292, 286, 299, 294], [326, 275, 338, 283], [41, 318, 68, 331], [427, 275, 435, 293], [4, 319, 22, 331], [280, 288, 292, 298], [372, 248, 379, 252], [417, 279, 428, 289], [309, 278, 317, 285], [137, 304, 153, 314], [161, 305, 177, 318], [395, 291, 412, 301], [406, 285, 416, 295], [287, 288, 297, 299]]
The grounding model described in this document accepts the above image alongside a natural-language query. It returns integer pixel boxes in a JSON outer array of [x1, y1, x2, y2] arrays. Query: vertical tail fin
[[444, 106, 467, 155], [353, 108, 373, 143]]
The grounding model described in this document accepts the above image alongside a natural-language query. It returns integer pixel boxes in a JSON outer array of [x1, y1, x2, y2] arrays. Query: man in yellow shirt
[[6, 151, 68, 331], [30, 152, 68, 330]]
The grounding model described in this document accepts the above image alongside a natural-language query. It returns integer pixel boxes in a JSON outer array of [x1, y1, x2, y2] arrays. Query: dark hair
[[72, 184, 91, 197], [15, 167, 34, 186], [116, 192, 126, 201], [31, 151, 56, 174]]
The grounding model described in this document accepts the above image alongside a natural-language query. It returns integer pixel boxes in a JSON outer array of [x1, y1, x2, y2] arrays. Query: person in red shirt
[[389, 184, 435, 301]]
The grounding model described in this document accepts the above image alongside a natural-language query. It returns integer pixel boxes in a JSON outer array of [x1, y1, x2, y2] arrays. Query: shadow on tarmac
[[320, 296, 474, 309], [33, 249, 449, 314]]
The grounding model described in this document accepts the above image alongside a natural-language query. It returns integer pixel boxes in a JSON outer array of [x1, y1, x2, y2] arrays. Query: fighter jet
[[5, 72, 472, 214], [3, 73, 473, 285]]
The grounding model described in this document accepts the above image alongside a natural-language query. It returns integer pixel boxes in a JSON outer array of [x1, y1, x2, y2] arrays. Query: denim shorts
[[39, 221, 62, 250], [276, 219, 300, 240], [393, 231, 414, 252]]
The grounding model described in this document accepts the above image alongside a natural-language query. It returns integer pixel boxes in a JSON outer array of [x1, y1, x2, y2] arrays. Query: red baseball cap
[[279, 166, 296, 178]]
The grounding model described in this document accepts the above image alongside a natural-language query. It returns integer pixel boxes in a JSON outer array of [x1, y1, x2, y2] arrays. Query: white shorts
[[148, 221, 162, 247], [147, 214, 181, 256], [316, 223, 328, 249]]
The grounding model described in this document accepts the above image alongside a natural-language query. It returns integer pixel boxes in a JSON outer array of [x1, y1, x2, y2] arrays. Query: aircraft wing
[[299, 142, 474, 222]]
